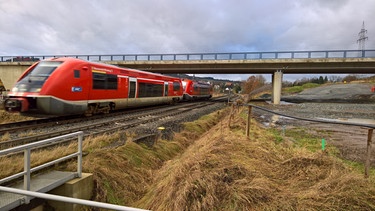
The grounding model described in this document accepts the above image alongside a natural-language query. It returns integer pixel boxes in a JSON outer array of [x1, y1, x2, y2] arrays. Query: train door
[[128, 77, 137, 107], [164, 82, 168, 96]]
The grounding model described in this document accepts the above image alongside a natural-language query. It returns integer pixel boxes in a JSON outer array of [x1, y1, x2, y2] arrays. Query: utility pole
[[357, 21, 368, 51]]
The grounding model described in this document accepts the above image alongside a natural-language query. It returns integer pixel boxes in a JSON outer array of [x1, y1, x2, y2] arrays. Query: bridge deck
[[0, 171, 76, 211]]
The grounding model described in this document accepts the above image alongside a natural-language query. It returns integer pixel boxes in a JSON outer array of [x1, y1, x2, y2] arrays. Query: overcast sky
[[1, 0, 374, 81]]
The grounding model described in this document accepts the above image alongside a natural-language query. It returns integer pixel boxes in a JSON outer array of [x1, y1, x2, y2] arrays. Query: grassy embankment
[[250, 82, 321, 99], [282, 82, 321, 94], [1, 104, 375, 210]]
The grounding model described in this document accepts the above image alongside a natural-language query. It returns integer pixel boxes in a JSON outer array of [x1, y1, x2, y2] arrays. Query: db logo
[[72, 87, 83, 92]]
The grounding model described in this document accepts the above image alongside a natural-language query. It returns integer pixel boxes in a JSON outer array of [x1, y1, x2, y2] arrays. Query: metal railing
[[1, 49, 375, 62], [0, 131, 83, 204], [0, 131, 149, 210], [0, 186, 148, 211], [242, 103, 374, 178]]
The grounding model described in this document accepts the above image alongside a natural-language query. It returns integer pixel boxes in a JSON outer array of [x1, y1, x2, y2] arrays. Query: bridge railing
[[1, 49, 375, 62]]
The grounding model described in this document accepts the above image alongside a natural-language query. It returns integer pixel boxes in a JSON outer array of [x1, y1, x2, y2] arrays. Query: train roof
[[44, 57, 179, 80]]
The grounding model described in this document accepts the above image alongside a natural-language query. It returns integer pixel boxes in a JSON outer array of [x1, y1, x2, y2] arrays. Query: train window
[[173, 82, 181, 91], [12, 61, 63, 93], [31, 61, 62, 76], [107, 74, 118, 89], [193, 84, 199, 92], [93, 73, 106, 89], [93, 73, 118, 90], [138, 82, 163, 97], [74, 70, 80, 78]]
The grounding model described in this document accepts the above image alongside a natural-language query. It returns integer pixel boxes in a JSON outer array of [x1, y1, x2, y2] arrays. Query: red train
[[182, 79, 213, 100], [4, 57, 184, 116]]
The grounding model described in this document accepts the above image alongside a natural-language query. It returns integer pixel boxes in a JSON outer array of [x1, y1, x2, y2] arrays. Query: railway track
[[0, 104, 170, 136], [0, 101, 223, 149]]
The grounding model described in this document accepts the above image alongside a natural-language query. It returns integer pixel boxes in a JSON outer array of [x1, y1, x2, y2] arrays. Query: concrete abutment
[[46, 173, 93, 211]]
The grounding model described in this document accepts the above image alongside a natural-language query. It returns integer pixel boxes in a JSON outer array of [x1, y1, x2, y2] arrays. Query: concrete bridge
[[1, 49, 375, 104]]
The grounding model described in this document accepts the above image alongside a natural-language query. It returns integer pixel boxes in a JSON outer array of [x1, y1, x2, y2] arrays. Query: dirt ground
[[253, 83, 375, 166], [294, 120, 373, 165]]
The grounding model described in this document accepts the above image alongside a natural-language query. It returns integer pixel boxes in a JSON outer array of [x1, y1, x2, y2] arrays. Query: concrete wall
[[47, 173, 94, 211], [0, 63, 31, 90]]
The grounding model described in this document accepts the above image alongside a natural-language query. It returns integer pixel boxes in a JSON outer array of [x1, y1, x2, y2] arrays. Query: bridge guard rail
[[1, 49, 375, 62]]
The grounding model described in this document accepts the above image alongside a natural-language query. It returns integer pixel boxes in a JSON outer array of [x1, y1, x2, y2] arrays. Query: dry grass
[[1, 106, 375, 210], [0, 141, 78, 179], [0, 132, 10, 142], [132, 108, 375, 210], [0, 110, 36, 124]]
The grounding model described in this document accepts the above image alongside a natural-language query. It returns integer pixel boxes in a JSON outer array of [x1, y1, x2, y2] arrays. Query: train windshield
[[12, 61, 63, 93]]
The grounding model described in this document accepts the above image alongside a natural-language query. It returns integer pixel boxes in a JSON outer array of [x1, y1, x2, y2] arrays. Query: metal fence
[[242, 104, 374, 178], [1, 49, 375, 62]]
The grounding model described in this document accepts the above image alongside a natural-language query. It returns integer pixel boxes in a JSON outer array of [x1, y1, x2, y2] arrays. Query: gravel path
[[282, 83, 375, 103]]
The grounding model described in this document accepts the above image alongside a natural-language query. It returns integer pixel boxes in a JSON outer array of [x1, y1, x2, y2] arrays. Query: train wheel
[[84, 105, 95, 116], [109, 103, 115, 112]]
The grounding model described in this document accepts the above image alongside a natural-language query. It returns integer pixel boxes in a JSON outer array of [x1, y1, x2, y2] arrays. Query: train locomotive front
[[4, 58, 92, 115], [4, 57, 184, 116]]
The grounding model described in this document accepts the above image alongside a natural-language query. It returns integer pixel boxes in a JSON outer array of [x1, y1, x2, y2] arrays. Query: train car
[[182, 79, 213, 100], [4, 57, 183, 116]]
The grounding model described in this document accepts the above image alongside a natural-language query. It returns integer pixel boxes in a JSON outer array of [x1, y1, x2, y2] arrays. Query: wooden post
[[365, 129, 373, 178], [246, 106, 252, 138], [228, 103, 234, 128]]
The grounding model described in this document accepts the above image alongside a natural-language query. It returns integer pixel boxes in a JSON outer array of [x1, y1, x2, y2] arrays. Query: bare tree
[[242, 75, 266, 94]]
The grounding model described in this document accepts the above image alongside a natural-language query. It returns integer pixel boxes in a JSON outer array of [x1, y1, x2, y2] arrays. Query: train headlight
[[12, 87, 18, 92]]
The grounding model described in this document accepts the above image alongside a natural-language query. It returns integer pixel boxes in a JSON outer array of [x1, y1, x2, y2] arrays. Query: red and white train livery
[[4, 57, 183, 116], [182, 79, 213, 100]]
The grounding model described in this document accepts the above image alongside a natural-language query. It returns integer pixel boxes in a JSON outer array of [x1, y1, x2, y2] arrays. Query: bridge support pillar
[[272, 70, 283, 104]]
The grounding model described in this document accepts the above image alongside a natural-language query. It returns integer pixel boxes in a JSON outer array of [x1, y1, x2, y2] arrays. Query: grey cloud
[[0, 0, 374, 81]]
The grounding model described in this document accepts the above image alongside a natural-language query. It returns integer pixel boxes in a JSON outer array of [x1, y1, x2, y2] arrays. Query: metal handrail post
[[77, 133, 83, 178], [24, 148, 31, 204]]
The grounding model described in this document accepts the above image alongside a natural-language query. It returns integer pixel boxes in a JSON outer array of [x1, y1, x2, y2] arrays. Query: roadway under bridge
[[1, 50, 375, 104]]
